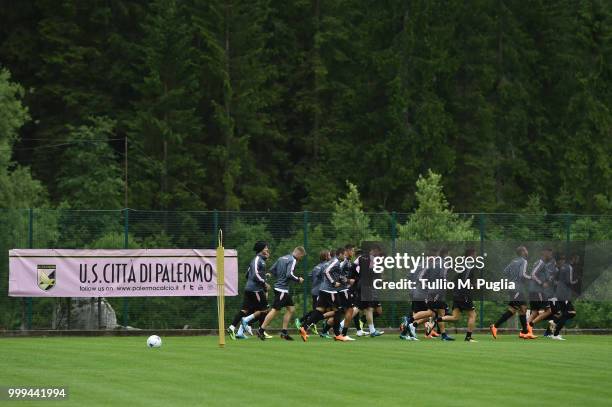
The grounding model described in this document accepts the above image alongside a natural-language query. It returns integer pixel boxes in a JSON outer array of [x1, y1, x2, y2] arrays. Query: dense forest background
[[1, 0, 610, 213]]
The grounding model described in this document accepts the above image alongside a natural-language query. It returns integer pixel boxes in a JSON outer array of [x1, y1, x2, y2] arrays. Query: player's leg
[[552, 302, 575, 340], [441, 307, 461, 322], [465, 309, 477, 342], [490, 304, 517, 339], [437, 307, 455, 341], [281, 305, 295, 340], [257, 291, 283, 339]]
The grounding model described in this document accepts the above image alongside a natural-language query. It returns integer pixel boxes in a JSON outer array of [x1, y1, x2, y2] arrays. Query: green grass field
[[1, 334, 611, 406]]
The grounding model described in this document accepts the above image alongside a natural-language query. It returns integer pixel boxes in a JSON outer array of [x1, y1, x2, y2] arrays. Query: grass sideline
[[1, 335, 611, 406]]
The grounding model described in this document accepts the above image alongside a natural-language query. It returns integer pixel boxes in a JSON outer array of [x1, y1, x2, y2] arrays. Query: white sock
[[229, 325, 235, 331], [340, 320, 345, 329], [369, 324, 375, 333], [237, 325, 244, 336], [244, 314, 255, 323]]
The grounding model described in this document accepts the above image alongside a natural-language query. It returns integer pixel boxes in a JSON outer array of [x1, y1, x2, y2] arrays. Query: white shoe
[[408, 323, 417, 338], [343, 335, 356, 341], [409, 336, 419, 341], [245, 324, 253, 336], [551, 335, 566, 341], [356, 330, 365, 336], [548, 319, 556, 334]]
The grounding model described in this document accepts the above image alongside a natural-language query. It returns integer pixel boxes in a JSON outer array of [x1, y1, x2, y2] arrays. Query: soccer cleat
[[263, 332, 274, 339], [522, 332, 538, 339], [465, 338, 478, 343], [334, 335, 348, 342], [430, 330, 440, 337], [356, 330, 366, 336], [399, 334, 410, 340], [294, 318, 301, 330], [549, 319, 557, 334], [319, 333, 333, 339], [280, 333, 294, 341], [299, 327, 309, 342], [519, 331, 528, 339], [343, 335, 356, 341], [543, 329, 552, 338], [370, 330, 384, 337], [310, 324, 319, 335], [227, 325, 237, 340], [256, 328, 266, 341], [424, 321, 434, 336], [400, 315, 408, 332], [236, 333, 248, 340], [241, 318, 252, 336], [408, 323, 417, 338], [441, 334, 455, 341], [489, 324, 498, 339], [551, 335, 566, 341]]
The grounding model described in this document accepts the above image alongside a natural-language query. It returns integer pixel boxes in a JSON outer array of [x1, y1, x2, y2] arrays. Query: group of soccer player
[[489, 246, 578, 341], [227, 241, 385, 341], [227, 241, 578, 342]]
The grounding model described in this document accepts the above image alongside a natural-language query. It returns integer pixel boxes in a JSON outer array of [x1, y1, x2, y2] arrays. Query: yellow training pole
[[216, 229, 225, 348]]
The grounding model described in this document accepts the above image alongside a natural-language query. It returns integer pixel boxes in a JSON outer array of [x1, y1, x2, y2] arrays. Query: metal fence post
[[479, 213, 485, 328], [303, 211, 309, 316], [26, 208, 33, 330], [122, 208, 129, 327], [390, 211, 397, 326]]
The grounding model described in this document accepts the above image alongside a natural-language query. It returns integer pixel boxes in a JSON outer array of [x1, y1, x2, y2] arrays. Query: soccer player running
[[526, 248, 555, 335], [437, 248, 479, 342], [425, 248, 455, 341], [400, 249, 438, 340], [351, 246, 384, 337], [548, 253, 578, 340], [257, 246, 306, 340], [295, 249, 331, 334], [336, 245, 357, 340], [490, 246, 535, 339], [298, 249, 351, 342], [228, 241, 271, 340]]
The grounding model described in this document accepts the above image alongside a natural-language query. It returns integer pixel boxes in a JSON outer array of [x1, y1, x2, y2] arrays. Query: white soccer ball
[[147, 335, 162, 348]]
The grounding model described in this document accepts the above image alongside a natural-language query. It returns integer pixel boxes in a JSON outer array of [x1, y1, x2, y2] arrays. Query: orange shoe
[[490, 324, 498, 339], [334, 335, 348, 342], [299, 327, 309, 342], [519, 331, 527, 339], [430, 330, 440, 337], [523, 332, 538, 339]]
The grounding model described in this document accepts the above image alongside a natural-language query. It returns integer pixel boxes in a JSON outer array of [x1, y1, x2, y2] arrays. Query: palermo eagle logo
[[37, 264, 57, 291]]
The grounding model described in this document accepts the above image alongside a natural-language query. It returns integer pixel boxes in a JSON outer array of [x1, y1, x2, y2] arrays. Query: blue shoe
[[241, 318, 250, 335], [236, 333, 248, 340], [370, 330, 384, 337], [441, 334, 455, 341]]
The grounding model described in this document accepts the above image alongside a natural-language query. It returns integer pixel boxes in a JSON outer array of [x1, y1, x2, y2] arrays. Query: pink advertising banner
[[9, 249, 238, 297]]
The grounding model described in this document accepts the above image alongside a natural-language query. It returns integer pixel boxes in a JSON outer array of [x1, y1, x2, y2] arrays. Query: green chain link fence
[[1, 209, 611, 331]]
